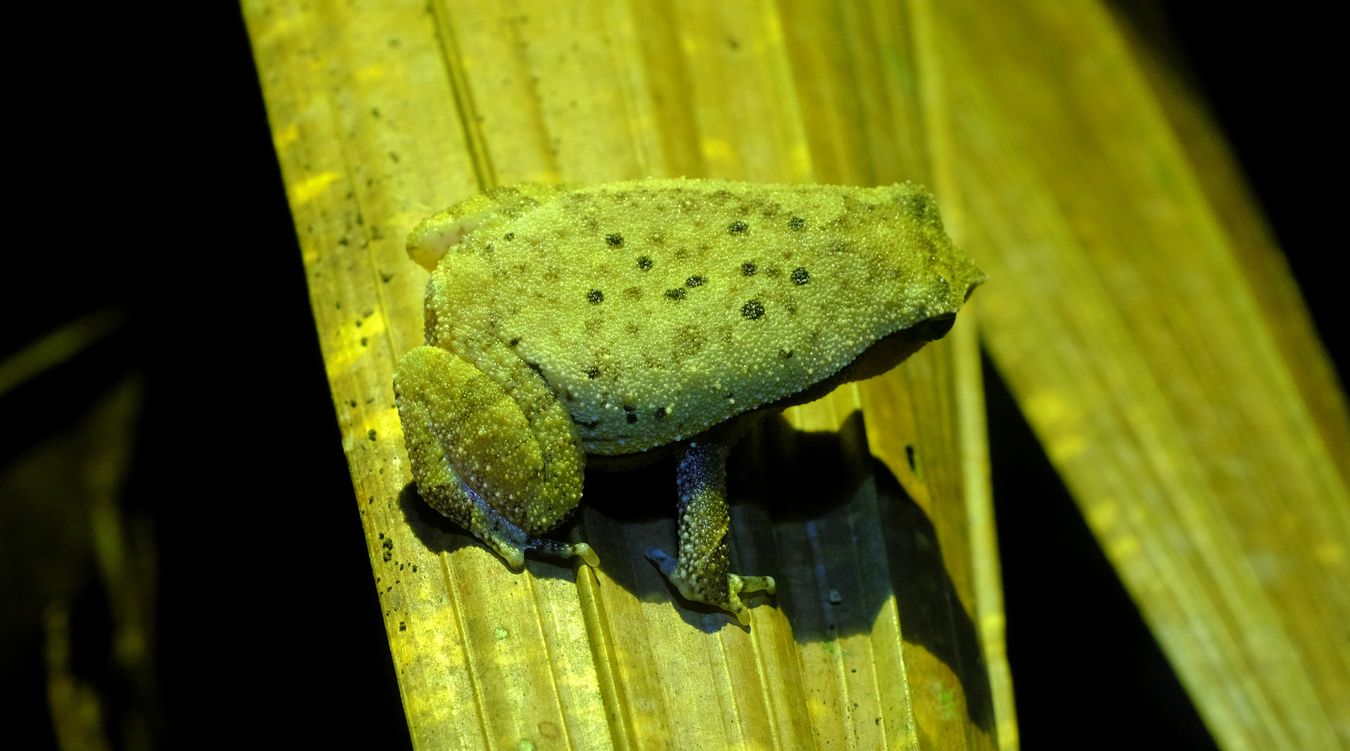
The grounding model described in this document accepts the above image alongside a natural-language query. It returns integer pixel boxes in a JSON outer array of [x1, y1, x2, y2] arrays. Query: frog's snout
[[913, 313, 957, 341]]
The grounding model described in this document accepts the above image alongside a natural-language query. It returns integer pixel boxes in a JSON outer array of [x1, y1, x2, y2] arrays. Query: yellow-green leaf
[[245, 0, 1011, 748]]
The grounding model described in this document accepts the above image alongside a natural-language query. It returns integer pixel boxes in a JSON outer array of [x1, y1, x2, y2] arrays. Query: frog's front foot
[[646, 548, 775, 625], [646, 438, 775, 625]]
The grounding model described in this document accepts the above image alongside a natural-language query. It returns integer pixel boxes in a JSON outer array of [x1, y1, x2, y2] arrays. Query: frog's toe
[[493, 543, 527, 570], [731, 572, 776, 597], [569, 542, 600, 568], [726, 573, 774, 625]]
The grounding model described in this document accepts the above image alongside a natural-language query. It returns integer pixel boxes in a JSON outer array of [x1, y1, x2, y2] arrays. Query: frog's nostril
[[915, 313, 956, 341]]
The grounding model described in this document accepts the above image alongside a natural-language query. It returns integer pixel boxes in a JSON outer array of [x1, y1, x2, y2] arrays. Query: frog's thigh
[[647, 440, 775, 625], [394, 345, 595, 568]]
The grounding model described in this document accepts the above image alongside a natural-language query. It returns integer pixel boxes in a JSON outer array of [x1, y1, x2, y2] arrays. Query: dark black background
[[7, 3, 1338, 748]]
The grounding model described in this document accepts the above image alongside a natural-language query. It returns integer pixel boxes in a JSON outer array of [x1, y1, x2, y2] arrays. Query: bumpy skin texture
[[394, 178, 984, 624]]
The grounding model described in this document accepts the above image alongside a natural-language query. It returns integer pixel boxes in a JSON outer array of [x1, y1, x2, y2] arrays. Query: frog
[[393, 178, 985, 625]]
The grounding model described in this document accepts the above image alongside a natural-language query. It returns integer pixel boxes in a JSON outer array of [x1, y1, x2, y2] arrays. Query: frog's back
[[417, 178, 983, 455]]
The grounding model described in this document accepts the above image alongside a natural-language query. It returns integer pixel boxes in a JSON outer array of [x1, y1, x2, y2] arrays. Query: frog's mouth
[[837, 312, 956, 385], [911, 312, 956, 341]]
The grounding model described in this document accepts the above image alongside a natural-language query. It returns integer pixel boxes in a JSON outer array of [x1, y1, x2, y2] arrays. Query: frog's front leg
[[646, 439, 776, 625], [394, 345, 597, 568]]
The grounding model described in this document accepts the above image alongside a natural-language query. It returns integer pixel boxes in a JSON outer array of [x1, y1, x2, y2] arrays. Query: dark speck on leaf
[[741, 262, 757, 276], [686, 275, 706, 287], [778, 348, 794, 359], [367, 429, 377, 441], [623, 405, 637, 424], [728, 220, 748, 234], [741, 300, 765, 320], [654, 406, 668, 420], [503, 231, 515, 241], [665, 288, 687, 300], [508, 337, 521, 347], [637, 255, 653, 270], [587, 289, 605, 304], [606, 233, 624, 247], [788, 216, 806, 230], [791, 267, 810, 285], [585, 366, 601, 379]]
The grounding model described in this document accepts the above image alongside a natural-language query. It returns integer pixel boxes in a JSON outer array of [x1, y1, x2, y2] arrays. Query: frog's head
[[843, 235, 985, 384], [904, 270, 982, 341]]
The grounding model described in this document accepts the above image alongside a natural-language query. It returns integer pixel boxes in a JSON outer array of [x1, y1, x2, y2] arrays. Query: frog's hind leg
[[646, 439, 776, 625], [394, 345, 596, 568]]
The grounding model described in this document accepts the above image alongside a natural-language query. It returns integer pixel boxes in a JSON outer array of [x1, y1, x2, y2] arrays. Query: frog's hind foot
[[487, 533, 599, 570], [466, 483, 599, 569]]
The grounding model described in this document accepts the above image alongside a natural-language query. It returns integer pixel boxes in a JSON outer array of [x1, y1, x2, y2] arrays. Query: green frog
[[394, 178, 984, 624]]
